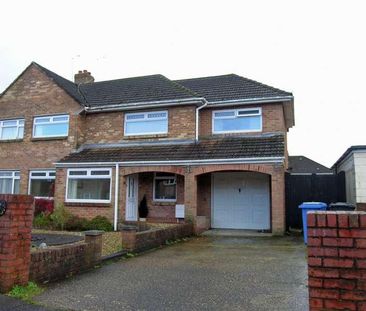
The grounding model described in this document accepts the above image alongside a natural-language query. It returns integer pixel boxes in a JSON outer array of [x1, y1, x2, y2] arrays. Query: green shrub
[[50, 204, 71, 231], [86, 216, 113, 232], [8, 282, 43, 301], [33, 213, 53, 229], [64, 216, 89, 231]]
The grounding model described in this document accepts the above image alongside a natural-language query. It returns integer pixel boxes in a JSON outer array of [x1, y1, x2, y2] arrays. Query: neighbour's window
[[153, 172, 176, 201], [0, 171, 20, 194], [212, 108, 262, 133], [66, 168, 111, 203], [0, 119, 24, 140], [29, 171, 55, 198], [33, 115, 69, 138], [124, 111, 168, 136]]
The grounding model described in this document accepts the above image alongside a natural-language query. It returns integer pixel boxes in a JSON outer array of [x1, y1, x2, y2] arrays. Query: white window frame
[[212, 107, 262, 134], [65, 168, 112, 204], [28, 170, 56, 199], [0, 171, 20, 194], [33, 114, 69, 138], [0, 119, 24, 140], [124, 110, 168, 136], [153, 173, 177, 202]]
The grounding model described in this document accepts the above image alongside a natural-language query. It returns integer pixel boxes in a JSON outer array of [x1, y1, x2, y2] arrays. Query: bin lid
[[299, 202, 327, 209]]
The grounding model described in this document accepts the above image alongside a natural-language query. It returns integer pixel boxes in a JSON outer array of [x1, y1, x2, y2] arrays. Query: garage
[[212, 172, 270, 230]]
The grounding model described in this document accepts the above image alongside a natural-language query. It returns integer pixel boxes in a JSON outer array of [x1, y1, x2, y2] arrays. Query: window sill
[[123, 134, 168, 140], [31, 136, 68, 142], [64, 202, 111, 208], [0, 139, 24, 143], [152, 201, 177, 206]]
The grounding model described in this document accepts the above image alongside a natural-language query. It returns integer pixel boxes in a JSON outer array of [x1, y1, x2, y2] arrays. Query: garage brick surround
[[0, 62, 294, 234]]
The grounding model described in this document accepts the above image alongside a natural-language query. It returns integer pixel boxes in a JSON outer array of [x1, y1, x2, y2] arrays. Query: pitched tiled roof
[[27, 63, 292, 109], [288, 156, 332, 174], [79, 75, 200, 107], [58, 134, 285, 164], [175, 74, 293, 103]]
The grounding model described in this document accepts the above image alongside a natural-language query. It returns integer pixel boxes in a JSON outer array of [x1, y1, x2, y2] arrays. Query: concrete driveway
[[34, 235, 308, 311]]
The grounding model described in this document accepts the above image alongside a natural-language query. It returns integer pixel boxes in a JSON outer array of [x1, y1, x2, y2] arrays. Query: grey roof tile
[[288, 156, 332, 174], [59, 134, 285, 163]]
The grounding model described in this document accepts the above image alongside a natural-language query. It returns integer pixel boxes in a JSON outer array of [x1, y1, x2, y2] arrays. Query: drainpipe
[[114, 163, 120, 231], [195, 100, 208, 141]]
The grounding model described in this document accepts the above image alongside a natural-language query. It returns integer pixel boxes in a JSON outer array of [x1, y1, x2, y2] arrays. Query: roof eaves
[[333, 145, 366, 169]]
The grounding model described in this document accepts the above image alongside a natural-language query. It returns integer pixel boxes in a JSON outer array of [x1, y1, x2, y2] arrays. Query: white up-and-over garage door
[[212, 172, 270, 230]]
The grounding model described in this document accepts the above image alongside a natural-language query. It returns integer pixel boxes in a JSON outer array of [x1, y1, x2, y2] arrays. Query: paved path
[[35, 236, 308, 311], [0, 294, 50, 311]]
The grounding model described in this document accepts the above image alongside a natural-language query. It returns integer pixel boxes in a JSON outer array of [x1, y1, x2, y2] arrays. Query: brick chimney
[[74, 70, 94, 84]]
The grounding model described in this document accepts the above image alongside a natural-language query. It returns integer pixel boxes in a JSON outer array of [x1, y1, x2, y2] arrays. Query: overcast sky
[[1, 0, 365, 167]]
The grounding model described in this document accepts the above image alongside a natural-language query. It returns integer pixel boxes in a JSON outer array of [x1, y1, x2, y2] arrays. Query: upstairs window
[[0, 119, 24, 140], [29, 170, 55, 198], [124, 111, 168, 136], [0, 171, 20, 194], [66, 168, 111, 203], [153, 173, 177, 202], [33, 115, 69, 138], [212, 108, 262, 134]]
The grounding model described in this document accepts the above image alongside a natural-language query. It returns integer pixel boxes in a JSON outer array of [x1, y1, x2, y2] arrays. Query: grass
[[8, 282, 43, 302]]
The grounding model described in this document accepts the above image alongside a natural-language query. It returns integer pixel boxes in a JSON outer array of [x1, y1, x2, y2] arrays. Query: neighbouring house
[[288, 155, 333, 175], [333, 146, 366, 210], [0, 62, 294, 234]]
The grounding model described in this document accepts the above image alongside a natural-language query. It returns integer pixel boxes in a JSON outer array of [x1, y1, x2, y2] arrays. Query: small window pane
[[1, 127, 18, 140], [238, 109, 260, 116], [91, 170, 110, 176], [18, 126, 24, 139], [0, 172, 12, 177], [53, 116, 69, 122], [0, 179, 12, 194], [67, 178, 110, 201], [19, 120, 24, 126], [13, 179, 20, 194], [154, 179, 176, 200], [30, 179, 55, 197], [214, 111, 235, 118], [34, 123, 68, 137], [147, 112, 167, 119], [14, 172, 20, 177], [35, 117, 51, 123], [3, 120, 17, 126], [126, 114, 144, 120], [69, 171, 87, 176], [31, 172, 47, 177], [49, 172, 56, 177]]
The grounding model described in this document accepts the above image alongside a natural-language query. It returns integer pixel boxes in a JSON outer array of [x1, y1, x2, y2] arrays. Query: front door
[[125, 174, 138, 221]]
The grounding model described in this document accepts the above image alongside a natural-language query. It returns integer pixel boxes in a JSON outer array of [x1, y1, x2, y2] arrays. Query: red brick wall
[[0, 64, 83, 194], [83, 105, 196, 144], [199, 103, 287, 138], [307, 211, 366, 310], [0, 195, 34, 293]]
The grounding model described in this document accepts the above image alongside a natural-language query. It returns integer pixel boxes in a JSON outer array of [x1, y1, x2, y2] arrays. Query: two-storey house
[[0, 62, 294, 234]]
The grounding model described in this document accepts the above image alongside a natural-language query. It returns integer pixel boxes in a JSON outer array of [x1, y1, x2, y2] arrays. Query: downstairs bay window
[[0, 171, 20, 194], [29, 170, 55, 198], [66, 168, 112, 203], [153, 173, 177, 202]]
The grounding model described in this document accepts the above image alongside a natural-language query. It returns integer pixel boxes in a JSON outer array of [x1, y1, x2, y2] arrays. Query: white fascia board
[[55, 157, 285, 168]]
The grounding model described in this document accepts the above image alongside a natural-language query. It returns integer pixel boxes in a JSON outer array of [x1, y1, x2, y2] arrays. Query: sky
[[1, 0, 365, 168]]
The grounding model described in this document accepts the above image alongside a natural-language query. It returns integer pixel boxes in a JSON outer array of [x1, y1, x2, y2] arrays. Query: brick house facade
[[0, 62, 294, 234]]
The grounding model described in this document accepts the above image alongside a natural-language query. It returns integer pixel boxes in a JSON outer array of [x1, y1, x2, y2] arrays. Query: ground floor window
[[0, 171, 20, 194], [29, 170, 55, 198], [66, 168, 111, 203], [153, 172, 177, 201]]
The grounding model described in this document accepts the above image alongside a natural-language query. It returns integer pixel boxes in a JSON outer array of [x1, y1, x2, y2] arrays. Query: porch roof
[[58, 134, 285, 165]]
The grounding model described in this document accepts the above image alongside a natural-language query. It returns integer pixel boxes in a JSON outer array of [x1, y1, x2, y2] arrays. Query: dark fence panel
[[285, 172, 346, 230]]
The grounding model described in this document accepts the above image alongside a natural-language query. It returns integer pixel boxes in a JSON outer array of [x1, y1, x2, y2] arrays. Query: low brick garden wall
[[307, 211, 366, 311], [30, 231, 103, 284], [121, 223, 193, 252]]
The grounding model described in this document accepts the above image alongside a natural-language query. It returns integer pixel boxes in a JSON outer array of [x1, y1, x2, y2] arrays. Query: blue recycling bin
[[299, 202, 327, 244]]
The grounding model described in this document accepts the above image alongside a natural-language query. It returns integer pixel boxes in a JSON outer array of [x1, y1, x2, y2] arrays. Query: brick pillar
[[184, 174, 199, 232], [0, 195, 34, 293], [84, 230, 103, 267], [307, 211, 366, 310], [121, 226, 137, 251], [271, 170, 285, 235]]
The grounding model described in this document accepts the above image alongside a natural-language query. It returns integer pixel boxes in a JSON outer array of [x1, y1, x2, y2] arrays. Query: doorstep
[[201, 229, 272, 237]]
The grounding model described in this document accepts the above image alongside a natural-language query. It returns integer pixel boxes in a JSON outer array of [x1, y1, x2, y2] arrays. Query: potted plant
[[138, 195, 149, 221]]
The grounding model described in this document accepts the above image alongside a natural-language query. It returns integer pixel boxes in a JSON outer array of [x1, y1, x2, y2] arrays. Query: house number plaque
[[0, 200, 7, 217]]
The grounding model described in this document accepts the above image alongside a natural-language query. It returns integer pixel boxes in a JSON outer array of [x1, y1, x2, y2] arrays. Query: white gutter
[[55, 157, 285, 168], [195, 100, 208, 141], [207, 96, 293, 106], [114, 163, 119, 231], [84, 97, 206, 113]]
